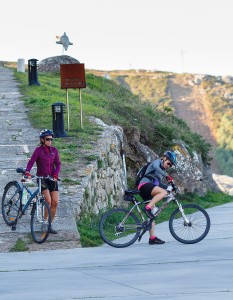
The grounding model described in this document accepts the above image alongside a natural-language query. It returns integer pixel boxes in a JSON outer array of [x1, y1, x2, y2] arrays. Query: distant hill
[[87, 69, 233, 176]]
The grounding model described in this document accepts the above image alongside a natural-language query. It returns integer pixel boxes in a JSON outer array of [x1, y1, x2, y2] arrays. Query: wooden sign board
[[60, 63, 86, 89]]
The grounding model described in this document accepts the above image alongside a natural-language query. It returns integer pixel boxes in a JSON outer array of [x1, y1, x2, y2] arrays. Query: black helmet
[[39, 129, 54, 138], [164, 150, 177, 166]]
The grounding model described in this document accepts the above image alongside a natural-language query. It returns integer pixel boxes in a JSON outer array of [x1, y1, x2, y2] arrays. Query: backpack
[[135, 162, 154, 186]]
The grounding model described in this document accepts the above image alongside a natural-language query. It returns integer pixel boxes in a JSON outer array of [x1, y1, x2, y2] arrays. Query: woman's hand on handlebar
[[25, 171, 32, 179], [166, 175, 173, 183]]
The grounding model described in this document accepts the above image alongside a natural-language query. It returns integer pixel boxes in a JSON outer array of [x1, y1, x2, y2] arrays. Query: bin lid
[[51, 102, 66, 107]]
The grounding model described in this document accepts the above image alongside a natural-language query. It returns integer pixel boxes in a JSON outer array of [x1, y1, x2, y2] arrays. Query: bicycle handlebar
[[168, 182, 180, 194], [16, 168, 61, 181]]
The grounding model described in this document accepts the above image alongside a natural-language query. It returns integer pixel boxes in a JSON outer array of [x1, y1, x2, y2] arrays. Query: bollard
[[51, 102, 67, 138], [17, 59, 25, 72], [28, 58, 40, 86]]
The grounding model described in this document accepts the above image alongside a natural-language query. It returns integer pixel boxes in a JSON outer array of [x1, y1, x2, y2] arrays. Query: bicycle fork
[[175, 200, 190, 225]]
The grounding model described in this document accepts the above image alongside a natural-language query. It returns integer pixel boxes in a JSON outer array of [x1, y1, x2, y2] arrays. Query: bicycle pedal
[[12, 225, 16, 231]]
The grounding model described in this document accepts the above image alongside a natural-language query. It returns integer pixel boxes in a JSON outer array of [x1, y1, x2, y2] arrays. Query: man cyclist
[[137, 150, 177, 245]]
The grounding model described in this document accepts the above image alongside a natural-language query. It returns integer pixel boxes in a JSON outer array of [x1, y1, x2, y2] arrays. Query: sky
[[1, 0, 233, 76]]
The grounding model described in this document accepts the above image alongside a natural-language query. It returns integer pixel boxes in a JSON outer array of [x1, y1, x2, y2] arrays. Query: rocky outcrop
[[38, 55, 80, 73], [212, 174, 233, 195], [171, 141, 220, 195], [122, 128, 220, 196], [75, 119, 220, 219]]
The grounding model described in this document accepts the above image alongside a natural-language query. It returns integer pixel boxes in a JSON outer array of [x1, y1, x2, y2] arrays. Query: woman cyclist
[[138, 150, 177, 245], [25, 129, 61, 234]]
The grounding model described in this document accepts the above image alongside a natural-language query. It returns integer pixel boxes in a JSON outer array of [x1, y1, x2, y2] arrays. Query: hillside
[[5, 58, 232, 178], [88, 69, 233, 176]]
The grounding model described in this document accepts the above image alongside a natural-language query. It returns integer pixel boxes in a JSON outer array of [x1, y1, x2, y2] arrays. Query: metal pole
[[79, 88, 83, 129], [122, 149, 128, 190], [66, 89, 70, 131]]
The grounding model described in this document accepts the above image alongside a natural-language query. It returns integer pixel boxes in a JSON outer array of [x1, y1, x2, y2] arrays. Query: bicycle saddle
[[124, 189, 140, 195], [16, 167, 26, 174]]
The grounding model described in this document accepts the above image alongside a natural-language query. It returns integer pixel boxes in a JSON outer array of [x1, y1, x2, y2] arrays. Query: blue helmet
[[39, 129, 54, 138], [164, 150, 177, 166]]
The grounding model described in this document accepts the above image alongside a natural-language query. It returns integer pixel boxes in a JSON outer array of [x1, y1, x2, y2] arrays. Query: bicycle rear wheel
[[99, 208, 141, 248], [31, 199, 51, 244], [1, 182, 21, 226], [169, 204, 210, 244]]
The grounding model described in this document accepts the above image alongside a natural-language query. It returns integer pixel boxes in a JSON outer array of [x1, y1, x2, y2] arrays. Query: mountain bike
[[99, 183, 211, 248], [1, 168, 52, 244]]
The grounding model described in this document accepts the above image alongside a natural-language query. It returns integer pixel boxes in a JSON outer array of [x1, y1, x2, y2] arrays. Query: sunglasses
[[45, 138, 53, 141], [167, 161, 172, 167]]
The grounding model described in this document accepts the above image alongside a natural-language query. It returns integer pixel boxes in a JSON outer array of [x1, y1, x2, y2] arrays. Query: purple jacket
[[26, 145, 61, 178]]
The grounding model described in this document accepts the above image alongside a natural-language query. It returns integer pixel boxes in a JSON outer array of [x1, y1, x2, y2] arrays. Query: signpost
[[60, 63, 86, 130]]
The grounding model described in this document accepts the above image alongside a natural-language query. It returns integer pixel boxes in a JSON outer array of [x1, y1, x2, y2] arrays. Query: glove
[[25, 171, 31, 178], [166, 175, 173, 183], [53, 174, 58, 181]]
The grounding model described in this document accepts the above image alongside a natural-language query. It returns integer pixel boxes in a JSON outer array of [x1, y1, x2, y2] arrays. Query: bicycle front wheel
[[1, 182, 21, 226], [99, 208, 141, 248], [31, 199, 51, 244], [169, 204, 210, 244]]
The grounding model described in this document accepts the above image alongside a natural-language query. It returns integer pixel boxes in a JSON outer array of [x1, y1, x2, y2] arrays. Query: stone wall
[[67, 117, 127, 218]]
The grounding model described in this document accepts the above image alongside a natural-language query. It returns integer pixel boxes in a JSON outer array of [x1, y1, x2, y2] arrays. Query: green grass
[[77, 214, 103, 247], [14, 70, 211, 164], [62, 178, 81, 185], [10, 238, 29, 252]]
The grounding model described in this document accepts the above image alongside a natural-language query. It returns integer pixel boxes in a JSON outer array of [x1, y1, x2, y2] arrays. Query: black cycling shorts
[[41, 178, 58, 192], [139, 183, 156, 201]]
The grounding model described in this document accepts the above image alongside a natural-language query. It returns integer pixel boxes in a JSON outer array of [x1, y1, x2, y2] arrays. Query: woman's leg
[[147, 186, 167, 208], [147, 186, 167, 242], [149, 220, 155, 238], [50, 191, 59, 223], [42, 189, 51, 221]]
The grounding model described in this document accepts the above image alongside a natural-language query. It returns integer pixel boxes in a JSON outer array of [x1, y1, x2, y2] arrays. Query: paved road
[[0, 202, 232, 299]]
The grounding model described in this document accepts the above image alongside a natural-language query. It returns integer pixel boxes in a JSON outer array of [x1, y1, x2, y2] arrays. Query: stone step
[[0, 65, 81, 252]]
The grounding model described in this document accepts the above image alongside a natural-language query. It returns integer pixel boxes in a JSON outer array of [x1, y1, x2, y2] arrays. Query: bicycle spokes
[[1, 182, 21, 226], [99, 208, 141, 248], [169, 204, 210, 244], [30, 200, 51, 244]]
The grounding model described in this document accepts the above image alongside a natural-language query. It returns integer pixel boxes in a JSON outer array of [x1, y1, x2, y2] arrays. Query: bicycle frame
[[21, 185, 39, 214], [121, 191, 188, 242], [127, 192, 177, 222], [11, 177, 45, 230]]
